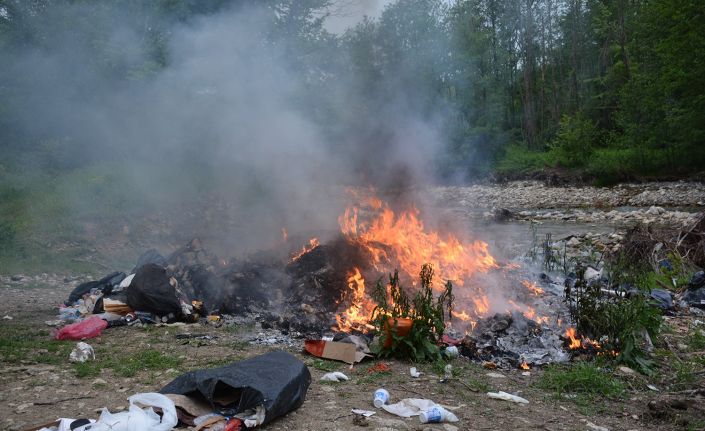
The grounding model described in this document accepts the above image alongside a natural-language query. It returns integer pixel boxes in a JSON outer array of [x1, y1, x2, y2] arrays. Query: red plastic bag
[[55, 316, 108, 340]]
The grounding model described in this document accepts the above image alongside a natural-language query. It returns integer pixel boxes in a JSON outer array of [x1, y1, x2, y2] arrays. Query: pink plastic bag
[[55, 317, 108, 340]]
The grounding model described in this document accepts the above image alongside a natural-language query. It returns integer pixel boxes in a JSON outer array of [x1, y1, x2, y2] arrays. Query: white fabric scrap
[[409, 367, 422, 377], [487, 391, 529, 404], [381, 398, 458, 422], [351, 409, 375, 417], [320, 372, 349, 382]]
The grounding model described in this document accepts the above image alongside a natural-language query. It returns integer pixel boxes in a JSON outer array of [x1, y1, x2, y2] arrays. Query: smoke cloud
[[2, 1, 453, 256]]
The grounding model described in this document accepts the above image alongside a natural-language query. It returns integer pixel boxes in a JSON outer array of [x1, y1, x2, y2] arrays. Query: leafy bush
[[566, 266, 662, 373], [548, 114, 599, 168], [495, 144, 551, 175], [371, 264, 454, 362]]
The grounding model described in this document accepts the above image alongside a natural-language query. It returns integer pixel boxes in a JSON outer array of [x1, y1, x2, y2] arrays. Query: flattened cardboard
[[304, 340, 359, 364]]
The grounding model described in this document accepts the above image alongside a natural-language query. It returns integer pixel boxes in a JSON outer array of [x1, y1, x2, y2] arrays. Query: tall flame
[[338, 194, 497, 288], [335, 268, 376, 332]]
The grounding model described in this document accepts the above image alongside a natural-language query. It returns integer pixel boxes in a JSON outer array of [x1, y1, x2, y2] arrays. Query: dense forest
[[1, 0, 704, 184]]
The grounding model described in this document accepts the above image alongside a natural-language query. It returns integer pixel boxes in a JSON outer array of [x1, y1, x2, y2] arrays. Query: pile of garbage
[[34, 351, 310, 431], [54, 258, 206, 340]]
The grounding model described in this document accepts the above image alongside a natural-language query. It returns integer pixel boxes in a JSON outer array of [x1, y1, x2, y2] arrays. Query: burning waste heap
[[58, 189, 592, 368]]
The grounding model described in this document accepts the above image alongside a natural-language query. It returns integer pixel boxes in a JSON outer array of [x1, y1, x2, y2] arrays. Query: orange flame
[[290, 237, 319, 262], [566, 327, 582, 349], [565, 327, 604, 350], [334, 189, 502, 331], [521, 280, 544, 296], [339, 195, 497, 289], [520, 361, 530, 370], [335, 268, 376, 332]]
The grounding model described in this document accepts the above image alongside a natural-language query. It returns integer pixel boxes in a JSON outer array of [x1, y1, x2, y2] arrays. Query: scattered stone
[[92, 378, 107, 385]]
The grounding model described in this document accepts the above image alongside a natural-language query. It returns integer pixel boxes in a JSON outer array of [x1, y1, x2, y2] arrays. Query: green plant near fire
[[371, 264, 454, 362]]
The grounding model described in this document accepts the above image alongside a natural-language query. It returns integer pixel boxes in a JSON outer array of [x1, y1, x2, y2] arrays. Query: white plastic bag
[[320, 372, 349, 382], [69, 342, 95, 363], [74, 393, 177, 431]]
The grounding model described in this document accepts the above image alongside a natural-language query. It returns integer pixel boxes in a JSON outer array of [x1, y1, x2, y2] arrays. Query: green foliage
[[548, 114, 599, 168], [495, 144, 550, 176], [371, 264, 454, 362], [538, 362, 626, 401], [566, 266, 662, 373], [73, 347, 182, 378]]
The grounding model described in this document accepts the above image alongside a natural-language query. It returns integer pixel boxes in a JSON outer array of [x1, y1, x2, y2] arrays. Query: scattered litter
[[321, 372, 349, 382], [584, 266, 601, 280], [3, 315, 13, 320], [33, 418, 95, 431], [419, 406, 459, 424], [74, 393, 177, 431], [367, 362, 391, 373], [304, 339, 369, 364], [482, 361, 497, 369], [160, 351, 310, 427], [440, 364, 453, 382], [55, 317, 108, 340], [486, 372, 506, 378], [373, 389, 390, 408], [583, 419, 609, 431], [444, 346, 459, 358], [351, 409, 375, 417], [521, 371, 531, 377], [381, 398, 458, 423], [69, 342, 95, 363], [487, 391, 529, 404], [409, 367, 422, 378], [647, 384, 659, 391]]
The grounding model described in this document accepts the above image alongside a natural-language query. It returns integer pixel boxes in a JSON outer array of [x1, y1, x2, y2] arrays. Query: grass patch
[[537, 362, 626, 412], [72, 347, 183, 378], [309, 359, 339, 372], [0, 324, 72, 365]]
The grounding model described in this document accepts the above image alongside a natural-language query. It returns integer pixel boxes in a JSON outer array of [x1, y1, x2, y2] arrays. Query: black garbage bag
[[132, 249, 167, 273], [682, 287, 705, 309], [160, 351, 310, 426], [65, 271, 126, 305], [650, 289, 674, 311], [126, 264, 183, 316], [688, 271, 705, 290]]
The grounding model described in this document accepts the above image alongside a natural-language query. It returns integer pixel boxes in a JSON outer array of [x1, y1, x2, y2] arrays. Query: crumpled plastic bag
[[381, 398, 458, 422], [320, 372, 348, 382], [55, 317, 108, 340], [73, 393, 177, 431], [69, 342, 95, 363]]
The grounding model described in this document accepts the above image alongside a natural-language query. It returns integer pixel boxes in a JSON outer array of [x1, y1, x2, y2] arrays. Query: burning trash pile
[[53, 189, 603, 369]]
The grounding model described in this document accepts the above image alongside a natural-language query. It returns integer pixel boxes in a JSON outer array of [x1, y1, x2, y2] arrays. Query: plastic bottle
[[419, 406, 459, 423], [373, 388, 390, 407]]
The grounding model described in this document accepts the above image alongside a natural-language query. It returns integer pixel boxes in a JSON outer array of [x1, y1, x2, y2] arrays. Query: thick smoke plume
[[2, 1, 453, 256]]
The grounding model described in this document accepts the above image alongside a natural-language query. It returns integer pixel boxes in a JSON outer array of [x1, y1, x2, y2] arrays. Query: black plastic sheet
[[127, 264, 183, 315], [160, 351, 310, 426]]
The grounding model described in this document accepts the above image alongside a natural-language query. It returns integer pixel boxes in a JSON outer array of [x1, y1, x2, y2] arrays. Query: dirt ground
[[1, 280, 704, 431]]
